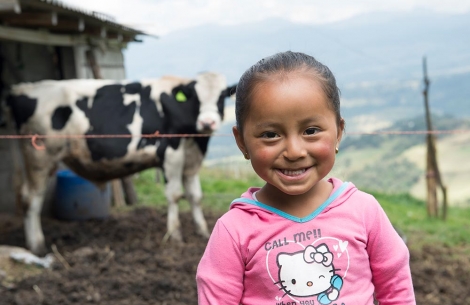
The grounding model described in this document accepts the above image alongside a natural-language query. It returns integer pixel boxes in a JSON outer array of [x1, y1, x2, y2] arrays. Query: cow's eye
[[305, 127, 320, 135], [261, 131, 279, 139]]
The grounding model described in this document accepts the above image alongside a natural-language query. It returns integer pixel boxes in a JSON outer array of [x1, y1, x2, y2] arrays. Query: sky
[[60, 0, 470, 36]]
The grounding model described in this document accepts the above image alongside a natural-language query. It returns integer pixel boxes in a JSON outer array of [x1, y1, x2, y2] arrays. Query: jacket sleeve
[[366, 196, 416, 305], [196, 219, 244, 305]]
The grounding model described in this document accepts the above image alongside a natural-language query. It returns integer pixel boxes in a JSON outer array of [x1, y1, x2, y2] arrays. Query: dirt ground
[[0, 207, 469, 305]]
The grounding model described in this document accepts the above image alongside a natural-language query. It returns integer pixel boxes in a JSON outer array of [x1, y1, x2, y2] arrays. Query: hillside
[[329, 115, 470, 204], [205, 115, 470, 206], [124, 9, 470, 205]]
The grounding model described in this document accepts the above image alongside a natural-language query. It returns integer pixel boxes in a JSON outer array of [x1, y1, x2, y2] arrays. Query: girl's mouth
[[279, 168, 308, 177]]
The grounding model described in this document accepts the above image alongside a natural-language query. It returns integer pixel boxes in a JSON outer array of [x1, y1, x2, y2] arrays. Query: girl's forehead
[[254, 72, 323, 92], [252, 74, 326, 101], [246, 77, 334, 120]]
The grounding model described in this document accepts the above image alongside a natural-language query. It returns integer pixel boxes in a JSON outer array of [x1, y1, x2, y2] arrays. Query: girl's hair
[[235, 51, 342, 132]]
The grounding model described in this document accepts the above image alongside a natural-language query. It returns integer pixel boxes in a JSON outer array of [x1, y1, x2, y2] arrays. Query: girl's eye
[[291, 279, 296, 285], [305, 127, 320, 135], [261, 131, 279, 139]]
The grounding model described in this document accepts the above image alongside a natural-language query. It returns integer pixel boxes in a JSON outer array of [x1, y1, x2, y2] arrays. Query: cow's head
[[193, 72, 235, 134], [160, 72, 236, 135]]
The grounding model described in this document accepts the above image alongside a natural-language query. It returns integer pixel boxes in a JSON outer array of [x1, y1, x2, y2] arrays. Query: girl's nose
[[283, 136, 307, 160]]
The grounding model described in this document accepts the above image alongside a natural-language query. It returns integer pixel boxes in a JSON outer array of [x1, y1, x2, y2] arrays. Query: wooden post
[[422, 57, 437, 217], [85, 49, 102, 79], [111, 179, 126, 208], [422, 57, 448, 220], [121, 176, 138, 205]]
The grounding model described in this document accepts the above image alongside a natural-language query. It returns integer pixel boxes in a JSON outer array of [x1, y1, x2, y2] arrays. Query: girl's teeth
[[282, 169, 305, 176]]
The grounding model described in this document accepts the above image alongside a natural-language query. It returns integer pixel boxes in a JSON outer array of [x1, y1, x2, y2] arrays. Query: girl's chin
[[266, 183, 313, 197]]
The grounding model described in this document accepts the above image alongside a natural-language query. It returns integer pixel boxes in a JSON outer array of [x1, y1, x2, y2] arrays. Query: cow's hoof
[[30, 244, 48, 257], [198, 230, 210, 240], [161, 229, 183, 245], [170, 231, 184, 243]]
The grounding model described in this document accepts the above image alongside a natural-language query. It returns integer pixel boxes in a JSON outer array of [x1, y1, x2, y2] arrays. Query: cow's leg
[[22, 166, 51, 255], [163, 146, 185, 242], [183, 173, 209, 239], [20, 138, 57, 255]]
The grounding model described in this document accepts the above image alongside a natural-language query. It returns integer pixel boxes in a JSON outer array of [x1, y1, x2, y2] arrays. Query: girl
[[196, 51, 415, 305]]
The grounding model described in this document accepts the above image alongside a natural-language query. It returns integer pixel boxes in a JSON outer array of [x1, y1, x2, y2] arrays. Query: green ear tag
[[175, 91, 187, 102]]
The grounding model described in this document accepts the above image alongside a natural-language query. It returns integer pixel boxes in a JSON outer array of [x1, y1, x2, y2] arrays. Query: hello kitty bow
[[303, 245, 333, 267]]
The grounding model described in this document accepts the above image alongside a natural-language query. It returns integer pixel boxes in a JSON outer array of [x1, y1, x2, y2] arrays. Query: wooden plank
[[111, 179, 126, 208], [122, 176, 138, 205], [0, 24, 129, 47], [1, 12, 102, 33], [0, 24, 85, 45], [1, 12, 55, 24]]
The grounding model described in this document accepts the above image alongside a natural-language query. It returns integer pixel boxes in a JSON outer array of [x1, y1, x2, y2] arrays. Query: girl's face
[[233, 74, 343, 197]]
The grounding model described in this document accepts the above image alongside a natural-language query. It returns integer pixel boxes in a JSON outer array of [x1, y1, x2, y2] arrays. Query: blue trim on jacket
[[230, 182, 350, 223]]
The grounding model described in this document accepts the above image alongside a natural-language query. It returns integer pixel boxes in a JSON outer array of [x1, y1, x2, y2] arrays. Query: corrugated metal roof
[[36, 0, 144, 35], [39, 0, 117, 24], [9, 0, 147, 36]]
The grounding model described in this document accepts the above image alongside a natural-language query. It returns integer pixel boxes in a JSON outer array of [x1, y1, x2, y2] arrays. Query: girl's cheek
[[256, 151, 270, 161], [315, 142, 335, 157], [253, 147, 272, 162]]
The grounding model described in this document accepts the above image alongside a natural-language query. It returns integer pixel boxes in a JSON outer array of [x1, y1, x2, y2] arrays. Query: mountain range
[[124, 9, 470, 130]]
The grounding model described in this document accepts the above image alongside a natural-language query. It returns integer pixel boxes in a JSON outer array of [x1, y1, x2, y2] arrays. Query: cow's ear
[[227, 84, 237, 97], [171, 82, 195, 102], [175, 91, 187, 102], [217, 94, 225, 120]]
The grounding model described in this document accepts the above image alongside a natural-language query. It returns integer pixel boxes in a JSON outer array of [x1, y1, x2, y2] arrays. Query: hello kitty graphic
[[276, 244, 343, 305]]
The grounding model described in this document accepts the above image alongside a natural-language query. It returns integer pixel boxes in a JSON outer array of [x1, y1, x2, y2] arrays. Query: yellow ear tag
[[175, 91, 187, 102]]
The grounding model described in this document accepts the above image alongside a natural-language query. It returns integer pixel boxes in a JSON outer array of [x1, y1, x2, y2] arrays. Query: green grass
[[132, 167, 264, 212], [370, 191, 470, 249], [132, 168, 470, 250]]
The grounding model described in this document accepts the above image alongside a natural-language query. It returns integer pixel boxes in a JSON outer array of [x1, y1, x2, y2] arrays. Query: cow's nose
[[202, 120, 215, 130], [307, 281, 313, 287]]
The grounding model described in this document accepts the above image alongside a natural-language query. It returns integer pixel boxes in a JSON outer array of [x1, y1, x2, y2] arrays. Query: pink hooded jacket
[[197, 177, 415, 305]]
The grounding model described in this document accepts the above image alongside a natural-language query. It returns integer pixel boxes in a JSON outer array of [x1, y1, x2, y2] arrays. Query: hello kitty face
[[276, 244, 336, 298]]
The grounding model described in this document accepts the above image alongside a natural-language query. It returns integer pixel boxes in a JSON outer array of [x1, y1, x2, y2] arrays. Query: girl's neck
[[256, 179, 333, 218]]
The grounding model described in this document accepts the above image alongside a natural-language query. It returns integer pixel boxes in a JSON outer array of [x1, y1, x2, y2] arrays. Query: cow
[[6, 72, 236, 255]]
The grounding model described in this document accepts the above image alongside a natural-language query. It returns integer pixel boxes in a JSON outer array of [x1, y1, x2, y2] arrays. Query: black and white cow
[[6, 72, 236, 255]]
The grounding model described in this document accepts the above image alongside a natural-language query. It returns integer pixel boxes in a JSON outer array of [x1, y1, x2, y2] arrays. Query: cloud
[[61, 0, 470, 35]]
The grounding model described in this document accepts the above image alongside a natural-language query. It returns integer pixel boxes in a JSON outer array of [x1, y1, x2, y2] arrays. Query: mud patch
[[0, 207, 469, 305]]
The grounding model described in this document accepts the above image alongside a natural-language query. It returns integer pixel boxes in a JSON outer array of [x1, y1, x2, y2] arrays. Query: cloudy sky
[[61, 0, 470, 36]]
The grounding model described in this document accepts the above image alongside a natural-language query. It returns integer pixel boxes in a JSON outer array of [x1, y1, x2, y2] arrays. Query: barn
[[0, 0, 146, 213]]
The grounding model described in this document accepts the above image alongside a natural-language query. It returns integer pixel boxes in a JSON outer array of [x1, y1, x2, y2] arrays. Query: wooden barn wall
[[75, 45, 126, 80], [0, 41, 75, 214], [0, 41, 76, 86], [0, 40, 126, 215]]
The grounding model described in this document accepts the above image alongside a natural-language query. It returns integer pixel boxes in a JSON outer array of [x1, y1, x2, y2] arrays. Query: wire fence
[[0, 128, 469, 150]]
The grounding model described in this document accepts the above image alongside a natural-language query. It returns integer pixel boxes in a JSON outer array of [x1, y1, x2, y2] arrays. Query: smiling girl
[[196, 51, 415, 305]]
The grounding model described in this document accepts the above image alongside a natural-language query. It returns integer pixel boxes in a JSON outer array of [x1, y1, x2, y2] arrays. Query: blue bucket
[[54, 169, 111, 220]]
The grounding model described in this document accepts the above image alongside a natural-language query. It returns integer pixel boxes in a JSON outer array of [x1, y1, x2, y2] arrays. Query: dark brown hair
[[235, 51, 342, 133]]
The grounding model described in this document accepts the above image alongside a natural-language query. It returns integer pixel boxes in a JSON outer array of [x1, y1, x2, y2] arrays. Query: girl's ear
[[232, 126, 248, 156], [337, 118, 345, 145]]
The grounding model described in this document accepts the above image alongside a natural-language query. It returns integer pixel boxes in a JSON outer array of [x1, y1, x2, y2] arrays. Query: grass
[[132, 167, 264, 212], [132, 168, 470, 250], [369, 191, 470, 250]]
